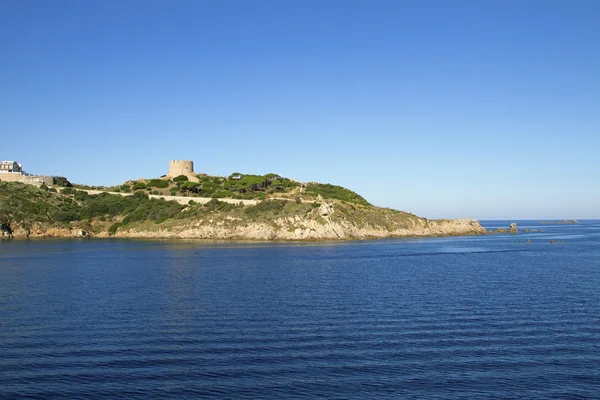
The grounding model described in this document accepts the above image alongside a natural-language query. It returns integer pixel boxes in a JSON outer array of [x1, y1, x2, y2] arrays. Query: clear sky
[[1, 0, 599, 219]]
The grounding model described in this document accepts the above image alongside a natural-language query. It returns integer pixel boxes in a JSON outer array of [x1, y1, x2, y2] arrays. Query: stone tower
[[168, 160, 194, 177]]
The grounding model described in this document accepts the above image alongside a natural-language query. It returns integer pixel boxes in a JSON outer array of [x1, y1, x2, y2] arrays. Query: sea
[[1, 220, 599, 399]]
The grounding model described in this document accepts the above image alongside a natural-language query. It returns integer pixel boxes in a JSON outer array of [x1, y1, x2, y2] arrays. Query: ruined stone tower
[[168, 160, 194, 177]]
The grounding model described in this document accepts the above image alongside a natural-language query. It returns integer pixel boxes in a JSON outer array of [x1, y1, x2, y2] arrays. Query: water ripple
[[1, 223, 600, 399]]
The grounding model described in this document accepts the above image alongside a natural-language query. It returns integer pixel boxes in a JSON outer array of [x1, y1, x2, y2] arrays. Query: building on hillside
[[0, 160, 54, 185], [0, 161, 23, 174], [165, 160, 200, 182], [167, 160, 194, 177]]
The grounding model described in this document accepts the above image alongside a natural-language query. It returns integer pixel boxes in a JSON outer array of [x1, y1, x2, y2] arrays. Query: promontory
[[0, 160, 487, 240]]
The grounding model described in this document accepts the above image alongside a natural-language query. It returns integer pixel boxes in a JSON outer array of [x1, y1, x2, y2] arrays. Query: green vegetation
[[194, 173, 300, 199], [304, 183, 370, 206], [203, 198, 238, 212], [0, 182, 319, 235], [125, 172, 302, 200], [178, 181, 200, 194], [0, 180, 426, 239], [60, 187, 76, 195], [108, 222, 122, 236], [146, 179, 170, 188], [0, 182, 185, 234], [244, 200, 288, 217], [0, 182, 57, 235], [173, 175, 189, 182], [109, 172, 369, 207], [0, 163, 395, 240], [53, 176, 72, 187]]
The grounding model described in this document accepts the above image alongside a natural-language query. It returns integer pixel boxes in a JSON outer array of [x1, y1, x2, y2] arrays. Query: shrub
[[53, 176, 72, 187], [0, 182, 190, 233], [52, 200, 81, 221], [213, 190, 233, 198], [133, 190, 149, 200], [108, 222, 122, 236], [204, 198, 220, 208], [60, 187, 76, 195], [305, 183, 370, 206], [146, 179, 170, 188], [179, 182, 200, 194], [244, 200, 287, 217], [173, 175, 189, 182], [204, 198, 235, 212], [122, 199, 184, 224], [74, 190, 89, 201], [132, 182, 146, 190]]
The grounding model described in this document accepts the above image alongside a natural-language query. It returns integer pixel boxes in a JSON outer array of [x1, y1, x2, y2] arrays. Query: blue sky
[[1, 0, 598, 219]]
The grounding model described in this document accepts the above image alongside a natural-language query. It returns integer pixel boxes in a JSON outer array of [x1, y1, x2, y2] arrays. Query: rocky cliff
[[12, 216, 485, 241], [108, 216, 486, 240]]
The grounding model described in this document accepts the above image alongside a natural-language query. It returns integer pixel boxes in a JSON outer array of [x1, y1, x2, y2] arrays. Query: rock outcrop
[[495, 222, 518, 234], [104, 216, 486, 241], [2, 180, 488, 241], [10, 213, 487, 241]]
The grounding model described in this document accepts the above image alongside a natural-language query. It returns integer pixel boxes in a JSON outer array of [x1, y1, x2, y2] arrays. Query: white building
[[0, 161, 53, 185], [0, 161, 23, 174]]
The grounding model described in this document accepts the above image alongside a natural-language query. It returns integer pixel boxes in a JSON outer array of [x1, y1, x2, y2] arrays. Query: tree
[[173, 175, 189, 182], [53, 176, 72, 187], [179, 182, 200, 194]]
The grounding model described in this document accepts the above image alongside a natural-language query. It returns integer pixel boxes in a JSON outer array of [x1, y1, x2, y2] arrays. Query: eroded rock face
[[319, 203, 334, 216], [11, 202, 488, 241], [107, 216, 487, 241], [74, 229, 88, 238]]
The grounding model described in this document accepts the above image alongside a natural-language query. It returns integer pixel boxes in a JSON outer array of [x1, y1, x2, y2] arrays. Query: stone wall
[[0, 173, 54, 186]]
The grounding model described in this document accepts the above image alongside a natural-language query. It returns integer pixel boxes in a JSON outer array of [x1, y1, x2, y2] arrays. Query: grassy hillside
[[73, 172, 371, 206], [0, 181, 411, 238], [304, 183, 370, 206], [0, 182, 185, 236]]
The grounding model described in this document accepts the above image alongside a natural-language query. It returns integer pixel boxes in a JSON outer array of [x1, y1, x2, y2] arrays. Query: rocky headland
[[1, 172, 488, 241], [9, 216, 486, 241]]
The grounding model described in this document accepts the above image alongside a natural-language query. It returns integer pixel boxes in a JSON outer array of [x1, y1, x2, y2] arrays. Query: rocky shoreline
[[1, 180, 491, 242], [5, 217, 488, 241]]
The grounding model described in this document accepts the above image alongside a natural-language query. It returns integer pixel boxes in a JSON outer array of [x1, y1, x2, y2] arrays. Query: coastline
[[0, 180, 487, 242], [4, 217, 488, 241]]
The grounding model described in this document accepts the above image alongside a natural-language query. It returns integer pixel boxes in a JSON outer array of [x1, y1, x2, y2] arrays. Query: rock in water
[[509, 223, 518, 233]]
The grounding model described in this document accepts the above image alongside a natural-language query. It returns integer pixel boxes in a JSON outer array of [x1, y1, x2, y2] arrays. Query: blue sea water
[[1, 221, 599, 399]]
